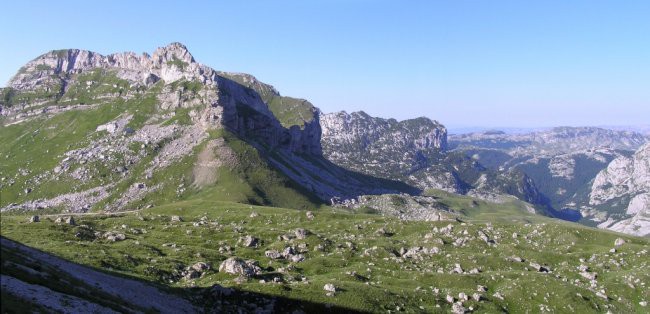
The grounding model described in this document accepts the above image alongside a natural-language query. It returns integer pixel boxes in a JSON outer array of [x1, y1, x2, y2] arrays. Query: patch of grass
[[267, 96, 315, 128], [166, 56, 189, 70]]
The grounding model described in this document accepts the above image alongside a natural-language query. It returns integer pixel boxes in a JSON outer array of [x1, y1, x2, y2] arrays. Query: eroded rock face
[[320, 111, 447, 162], [591, 143, 650, 236]]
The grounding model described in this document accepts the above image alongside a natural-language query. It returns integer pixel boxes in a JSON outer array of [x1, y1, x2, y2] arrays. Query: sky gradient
[[1, 0, 648, 129]]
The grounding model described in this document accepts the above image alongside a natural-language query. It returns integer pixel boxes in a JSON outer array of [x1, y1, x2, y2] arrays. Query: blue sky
[[1, 0, 649, 129]]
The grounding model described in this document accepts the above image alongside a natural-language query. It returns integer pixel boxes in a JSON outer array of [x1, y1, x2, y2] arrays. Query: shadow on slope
[[0, 236, 364, 313]]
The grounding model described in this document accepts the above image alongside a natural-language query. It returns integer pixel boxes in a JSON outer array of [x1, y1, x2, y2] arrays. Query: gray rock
[[218, 257, 261, 277], [282, 246, 296, 258], [171, 215, 183, 222], [191, 262, 211, 272], [265, 250, 282, 259], [323, 283, 336, 292], [65, 216, 76, 226], [614, 238, 626, 247], [530, 262, 550, 272], [445, 294, 455, 303], [103, 232, 126, 242], [29, 215, 39, 223], [452, 302, 466, 314], [580, 271, 597, 281], [239, 235, 259, 247], [183, 269, 200, 280], [290, 254, 306, 263], [294, 228, 311, 239]]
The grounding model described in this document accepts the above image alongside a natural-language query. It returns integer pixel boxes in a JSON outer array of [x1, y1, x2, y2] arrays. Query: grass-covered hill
[[1, 199, 648, 313]]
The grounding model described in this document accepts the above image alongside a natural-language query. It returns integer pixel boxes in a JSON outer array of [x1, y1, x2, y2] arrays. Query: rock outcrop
[[591, 143, 650, 236]]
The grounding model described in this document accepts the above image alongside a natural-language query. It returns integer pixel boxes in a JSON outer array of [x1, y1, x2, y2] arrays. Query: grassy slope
[[1, 199, 648, 313]]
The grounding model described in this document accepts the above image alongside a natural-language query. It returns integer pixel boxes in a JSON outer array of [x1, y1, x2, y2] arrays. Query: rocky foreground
[[1, 201, 649, 313]]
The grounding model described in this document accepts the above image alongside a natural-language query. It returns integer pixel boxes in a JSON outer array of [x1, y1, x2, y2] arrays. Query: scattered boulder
[[529, 262, 550, 273], [29, 215, 39, 223], [323, 283, 337, 292], [580, 271, 597, 281], [249, 212, 259, 218], [183, 269, 200, 280], [282, 246, 296, 258], [614, 238, 626, 247], [65, 216, 76, 225], [375, 227, 392, 236], [182, 262, 211, 280], [451, 302, 466, 314], [103, 232, 126, 242], [294, 228, 311, 239], [218, 257, 261, 277], [191, 262, 211, 272], [238, 235, 259, 248], [265, 250, 283, 259], [306, 211, 315, 220], [290, 254, 306, 263], [508, 256, 525, 263]]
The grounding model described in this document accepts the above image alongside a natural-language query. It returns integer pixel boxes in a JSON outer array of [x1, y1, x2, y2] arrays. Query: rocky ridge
[[320, 111, 545, 207], [0, 43, 412, 213]]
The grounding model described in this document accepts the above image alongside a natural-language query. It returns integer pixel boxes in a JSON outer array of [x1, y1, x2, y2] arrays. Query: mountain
[[450, 126, 647, 156], [0, 43, 413, 214], [320, 111, 545, 207], [449, 128, 649, 233]]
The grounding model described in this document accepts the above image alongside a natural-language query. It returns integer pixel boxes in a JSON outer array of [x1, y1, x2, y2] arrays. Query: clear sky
[[1, 0, 649, 129]]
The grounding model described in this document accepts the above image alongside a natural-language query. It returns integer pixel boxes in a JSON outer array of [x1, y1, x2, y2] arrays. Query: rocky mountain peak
[[8, 43, 214, 90], [152, 42, 195, 65]]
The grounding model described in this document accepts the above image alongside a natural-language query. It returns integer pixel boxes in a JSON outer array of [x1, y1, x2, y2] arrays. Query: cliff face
[[320, 111, 447, 178], [590, 143, 650, 236]]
